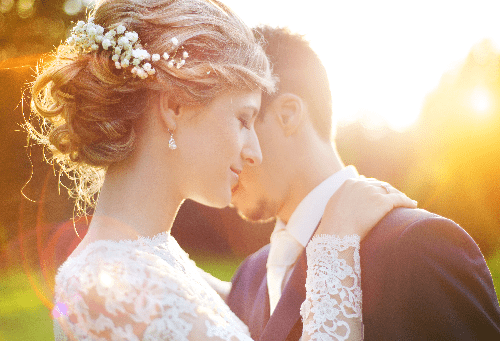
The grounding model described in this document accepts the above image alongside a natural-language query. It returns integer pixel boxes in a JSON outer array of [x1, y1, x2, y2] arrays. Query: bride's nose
[[241, 128, 262, 166]]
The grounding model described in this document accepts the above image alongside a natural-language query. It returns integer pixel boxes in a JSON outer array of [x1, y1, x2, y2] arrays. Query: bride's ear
[[158, 92, 179, 132]]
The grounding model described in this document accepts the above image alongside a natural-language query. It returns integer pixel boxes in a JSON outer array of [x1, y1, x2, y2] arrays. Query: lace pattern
[[54, 232, 363, 340], [54, 232, 252, 341], [300, 234, 362, 341]]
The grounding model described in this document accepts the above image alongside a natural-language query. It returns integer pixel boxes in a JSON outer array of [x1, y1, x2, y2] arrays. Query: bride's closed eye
[[238, 116, 252, 129]]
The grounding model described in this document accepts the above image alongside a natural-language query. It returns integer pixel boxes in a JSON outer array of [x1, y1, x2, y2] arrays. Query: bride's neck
[[89, 153, 182, 240]]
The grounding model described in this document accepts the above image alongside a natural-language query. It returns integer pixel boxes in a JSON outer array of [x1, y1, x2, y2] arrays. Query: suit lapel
[[259, 247, 307, 341]]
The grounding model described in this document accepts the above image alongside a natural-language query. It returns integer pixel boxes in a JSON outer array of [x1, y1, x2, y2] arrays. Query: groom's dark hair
[[253, 26, 333, 141]]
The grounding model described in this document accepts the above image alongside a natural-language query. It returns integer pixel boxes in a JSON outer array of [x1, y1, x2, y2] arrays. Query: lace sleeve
[[54, 242, 252, 341], [300, 234, 363, 341]]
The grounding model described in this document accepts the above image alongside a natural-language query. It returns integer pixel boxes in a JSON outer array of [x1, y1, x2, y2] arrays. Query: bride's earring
[[168, 129, 177, 150]]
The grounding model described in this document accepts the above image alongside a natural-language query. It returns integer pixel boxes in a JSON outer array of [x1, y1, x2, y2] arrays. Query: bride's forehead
[[208, 90, 262, 110]]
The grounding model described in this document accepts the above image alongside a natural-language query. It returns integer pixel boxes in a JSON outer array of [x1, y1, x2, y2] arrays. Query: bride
[[27, 0, 416, 339]]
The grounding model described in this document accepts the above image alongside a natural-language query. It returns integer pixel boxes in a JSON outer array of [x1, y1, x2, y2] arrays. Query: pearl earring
[[168, 129, 177, 150]]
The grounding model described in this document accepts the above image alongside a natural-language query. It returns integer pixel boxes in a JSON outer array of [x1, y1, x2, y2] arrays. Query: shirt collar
[[274, 165, 359, 247]]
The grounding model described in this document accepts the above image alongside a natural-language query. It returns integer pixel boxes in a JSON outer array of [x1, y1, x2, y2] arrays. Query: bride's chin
[[192, 191, 232, 209]]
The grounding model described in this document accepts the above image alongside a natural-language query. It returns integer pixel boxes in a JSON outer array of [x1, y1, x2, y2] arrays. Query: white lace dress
[[53, 232, 362, 341]]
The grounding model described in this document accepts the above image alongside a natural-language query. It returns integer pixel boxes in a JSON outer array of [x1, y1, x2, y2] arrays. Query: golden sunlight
[[469, 87, 492, 116], [224, 0, 500, 132]]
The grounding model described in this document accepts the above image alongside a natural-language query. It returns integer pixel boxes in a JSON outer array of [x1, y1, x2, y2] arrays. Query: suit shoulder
[[361, 209, 500, 338], [389, 208, 474, 249], [365, 207, 466, 244], [369, 208, 486, 271]]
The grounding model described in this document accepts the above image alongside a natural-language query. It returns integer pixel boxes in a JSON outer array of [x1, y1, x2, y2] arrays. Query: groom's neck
[[276, 139, 344, 224]]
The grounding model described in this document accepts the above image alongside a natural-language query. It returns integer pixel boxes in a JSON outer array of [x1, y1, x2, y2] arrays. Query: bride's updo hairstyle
[[27, 0, 275, 215]]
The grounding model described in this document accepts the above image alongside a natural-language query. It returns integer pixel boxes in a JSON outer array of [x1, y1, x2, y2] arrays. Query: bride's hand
[[315, 178, 417, 240]]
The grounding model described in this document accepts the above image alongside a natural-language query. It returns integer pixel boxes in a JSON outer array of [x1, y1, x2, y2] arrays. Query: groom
[[227, 26, 500, 340]]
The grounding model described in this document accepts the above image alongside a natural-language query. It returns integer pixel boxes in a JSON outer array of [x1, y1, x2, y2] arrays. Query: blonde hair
[[26, 0, 275, 216]]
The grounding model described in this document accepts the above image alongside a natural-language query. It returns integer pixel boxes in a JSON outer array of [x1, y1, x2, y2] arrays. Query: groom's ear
[[272, 93, 306, 137]]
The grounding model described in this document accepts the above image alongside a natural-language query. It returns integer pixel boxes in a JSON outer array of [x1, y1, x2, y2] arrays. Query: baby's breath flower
[[136, 68, 147, 79], [117, 36, 129, 47], [116, 24, 126, 35], [125, 31, 138, 43], [102, 38, 112, 50], [87, 27, 97, 37], [67, 19, 188, 79]]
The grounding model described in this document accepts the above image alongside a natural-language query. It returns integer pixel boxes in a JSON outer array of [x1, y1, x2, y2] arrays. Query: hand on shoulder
[[315, 177, 417, 239]]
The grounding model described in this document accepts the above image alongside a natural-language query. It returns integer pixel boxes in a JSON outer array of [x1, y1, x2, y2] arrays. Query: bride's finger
[[385, 192, 418, 209], [361, 179, 405, 196]]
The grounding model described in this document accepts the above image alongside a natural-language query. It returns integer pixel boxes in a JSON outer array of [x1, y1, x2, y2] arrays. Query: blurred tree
[[337, 40, 500, 258], [0, 0, 89, 61], [411, 40, 500, 257]]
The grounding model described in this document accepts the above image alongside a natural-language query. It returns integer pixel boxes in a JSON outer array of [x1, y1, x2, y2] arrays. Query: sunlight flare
[[469, 87, 492, 115]]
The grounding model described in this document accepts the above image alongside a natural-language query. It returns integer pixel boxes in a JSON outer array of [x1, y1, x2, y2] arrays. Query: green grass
[[0, 271, 54, 341], [193, 255, 244, 282], [487, 251, 500, 302], [1, 253, 499, 341]]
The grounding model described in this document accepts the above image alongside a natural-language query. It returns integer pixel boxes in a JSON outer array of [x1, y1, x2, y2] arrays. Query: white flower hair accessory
[[66, 17, 189, 79]]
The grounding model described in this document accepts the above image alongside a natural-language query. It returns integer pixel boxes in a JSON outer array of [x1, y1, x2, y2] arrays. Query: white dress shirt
[[266, 166, 359, 313]]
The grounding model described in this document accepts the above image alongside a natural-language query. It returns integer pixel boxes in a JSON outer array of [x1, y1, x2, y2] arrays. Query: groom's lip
[[231, 183, 239, 194], [230, 167, 241, 192]]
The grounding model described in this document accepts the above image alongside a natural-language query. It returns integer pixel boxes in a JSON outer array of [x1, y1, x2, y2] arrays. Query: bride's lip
[[230, 167, 242, 175]]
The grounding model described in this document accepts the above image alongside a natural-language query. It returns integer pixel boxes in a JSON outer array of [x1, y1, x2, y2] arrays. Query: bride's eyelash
[[238, 117, 251, 129]]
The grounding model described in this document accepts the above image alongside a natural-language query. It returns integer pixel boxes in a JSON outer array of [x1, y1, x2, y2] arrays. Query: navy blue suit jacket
[[227, 208, 500, 340]]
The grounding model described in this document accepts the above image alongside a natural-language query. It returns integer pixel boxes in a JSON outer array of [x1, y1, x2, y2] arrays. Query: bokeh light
[[469, 87, 492, 115], [63, 0, 82, 16], [0, 0, 14, 13], [17, 0, 35, 19]]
